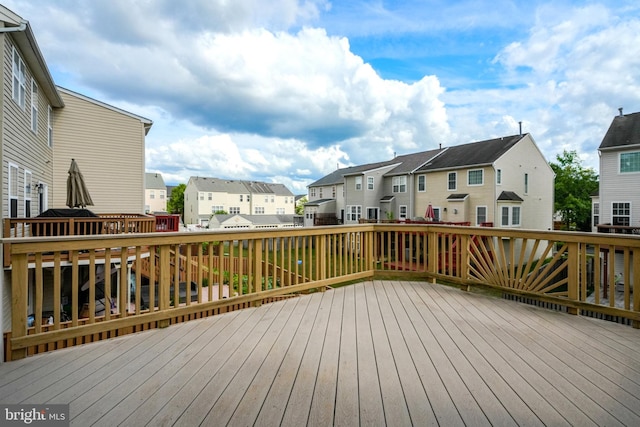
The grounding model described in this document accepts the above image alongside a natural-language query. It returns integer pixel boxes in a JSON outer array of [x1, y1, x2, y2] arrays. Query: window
[[476, 206, 487, 225], [332, 186, 336, 198], [399, 205, 407, 219], [208, 193, 212, 200], [417, 175, 426, 192], [524, 173, 529, 194], [254, 206, 265, 214], [265, 195, 269, 203], [310, 188, 316, 197], [500, 205, 521, 227], [229, 207, 240, 214], [347, 205, 361, 221], [496, 169, 502, 185], [150, 190, 155, 199], [9, 163, 19, 217], [448, 172, 457, 191], [468, 169, 483, 186], [512, 206, 521, 226], [271, 196, 274, 203], [612, 202, 631, 226], [48, 106, 53, 147], [31, 80, 38, 133], [355, 176, 362, 190], [367, 176, 374, 190], [276, 208, 285, 214], [159, 191, 165, 200], [593, 202, 599, 227], [367, 207, 378, 220], [212, 205, 224, 212], [240, 194, 244, 202], [392, 176, 406, 193], [199, 193, 204, 200], [620, 152, 640, 173], [319, 188, 323, 198], [12, 47, 26, 108]]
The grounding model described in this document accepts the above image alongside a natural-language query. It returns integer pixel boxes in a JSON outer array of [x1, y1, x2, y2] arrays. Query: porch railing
[[3, 224, 639, 361], [3, 214, 157, 267]]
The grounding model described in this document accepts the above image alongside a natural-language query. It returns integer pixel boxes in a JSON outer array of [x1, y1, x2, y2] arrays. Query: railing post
[[459, 234, 470, 290], [158, 244, 171, 327], [11, 253, 29, 360], [633, 247, 640, 329], [253, 239, 263, 306], [427, 227, 437, 283], [567, 242, 579, 316]]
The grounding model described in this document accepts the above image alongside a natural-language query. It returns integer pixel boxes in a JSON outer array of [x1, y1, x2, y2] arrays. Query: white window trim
[[611, 201, 631, 226], [355, 176, 362, 191], [367, 176, 374, 190], [392, 176, 407, 193], [9, 163, 19, 217], [417, 175, 426, 192], [467, 169, 484, 186], [448, 172, 457, 191], [48, 106, 53, 147], [619, 151, 640, 174], [31, 79, 38, 133], [24, 170, 32, 217], [499, 204, 522, 227], [12, 47, 26, 109], [476, 205, 487, 226], [399, 205, 408, 219]]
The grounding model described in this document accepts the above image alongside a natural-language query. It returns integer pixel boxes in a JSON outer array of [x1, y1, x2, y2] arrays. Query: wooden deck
[[1, 280, 639, 426]]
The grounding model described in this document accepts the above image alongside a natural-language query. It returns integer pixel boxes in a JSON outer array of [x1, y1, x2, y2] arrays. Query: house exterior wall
[[495, 134, 554, 230], [2, 35, 54, 220], [144, 188, 166, 213], [413, 167, 496, 224], [599, 147, 640, 226], [52, 90, 147, 214]]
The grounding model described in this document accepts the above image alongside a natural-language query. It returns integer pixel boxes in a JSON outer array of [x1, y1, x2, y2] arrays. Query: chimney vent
[[619, 107, 624, 117]]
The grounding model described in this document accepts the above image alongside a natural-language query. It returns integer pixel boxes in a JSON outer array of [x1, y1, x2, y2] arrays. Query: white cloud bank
[[5, 0, 640, 193]]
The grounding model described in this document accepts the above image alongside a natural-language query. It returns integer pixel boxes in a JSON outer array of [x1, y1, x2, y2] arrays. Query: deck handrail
[[3, 224, 639, 361]]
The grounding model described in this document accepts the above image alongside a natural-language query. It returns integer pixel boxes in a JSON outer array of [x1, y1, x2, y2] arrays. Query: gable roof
[[188, 176, 293, 196], [497, 191, 524, 202], [145, 173, 165, 189], [416, 134, 524, 172], [599, 111, 640, 150], [385, 148, 444, 176]]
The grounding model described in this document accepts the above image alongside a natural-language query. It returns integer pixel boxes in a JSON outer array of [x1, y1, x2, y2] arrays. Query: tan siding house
[[52, 88, 152, 214]]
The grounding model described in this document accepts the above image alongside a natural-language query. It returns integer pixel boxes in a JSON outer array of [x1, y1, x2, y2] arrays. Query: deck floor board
[[1, 280, 639, 426]]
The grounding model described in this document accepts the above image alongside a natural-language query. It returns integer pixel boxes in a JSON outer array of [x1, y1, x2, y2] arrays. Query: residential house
[[413, 133, 554, 230], [145, 172, 167, 213], [306, 133, 554, 231], [184, 177, 295, 226], [1, 5, 152, 352], [52, 88, 152, 214], [208, 214, 300, 230], [594, 109, 640, 232]]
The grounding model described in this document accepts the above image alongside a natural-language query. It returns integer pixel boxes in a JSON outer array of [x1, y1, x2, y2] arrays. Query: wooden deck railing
[[3, 214, 156, 267], [3, 224, 639, 361]]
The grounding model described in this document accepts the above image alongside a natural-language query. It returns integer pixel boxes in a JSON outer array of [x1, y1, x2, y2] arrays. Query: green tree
[[550, 150, 598, 231], [295, 196, 307, 215], [167, 183, 186, 222]]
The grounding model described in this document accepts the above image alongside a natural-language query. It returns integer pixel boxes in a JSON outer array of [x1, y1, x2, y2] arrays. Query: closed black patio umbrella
[[66, 158, 94, 208]]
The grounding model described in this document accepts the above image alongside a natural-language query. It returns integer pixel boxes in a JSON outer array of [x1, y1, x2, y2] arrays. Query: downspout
[[0, 21, 28, 33]]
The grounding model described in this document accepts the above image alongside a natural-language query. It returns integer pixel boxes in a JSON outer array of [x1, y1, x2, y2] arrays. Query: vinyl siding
[[2, 35, 54, 220], [599, 149, 640, 225], [52, 91, 146, 213]]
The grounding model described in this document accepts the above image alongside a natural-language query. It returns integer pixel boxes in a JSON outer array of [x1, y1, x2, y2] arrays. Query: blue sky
[[6, 0, 640, 194]]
